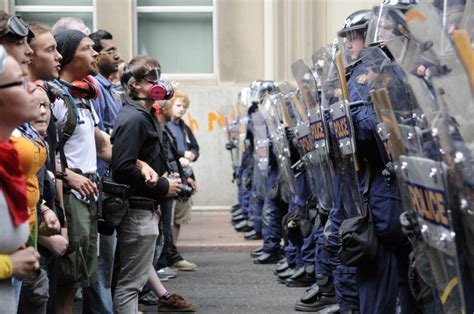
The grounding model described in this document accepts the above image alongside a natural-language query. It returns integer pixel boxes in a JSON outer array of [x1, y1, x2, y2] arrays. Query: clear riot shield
[[259, 93, 295, 203], [237, 87, 252, 168], [291, 58, 336, 213], [381, 4, 474, 311], [252, 110, 269, 200], [221, 103, 240, 169], [311, 47, 364, 219], [408, 4, 474, 309], [456, 0, 474, 89]]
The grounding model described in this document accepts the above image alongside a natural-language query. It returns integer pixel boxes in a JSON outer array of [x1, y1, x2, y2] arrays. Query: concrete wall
[[180, 85, 244, 208], [95, 0, 133, 63]]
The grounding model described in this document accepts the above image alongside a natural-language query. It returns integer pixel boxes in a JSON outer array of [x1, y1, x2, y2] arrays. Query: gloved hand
[[225, 142, 236, 151], [400, 211, 421, 240], [285, 127, 296, 141], [382, 161, 396, 184]]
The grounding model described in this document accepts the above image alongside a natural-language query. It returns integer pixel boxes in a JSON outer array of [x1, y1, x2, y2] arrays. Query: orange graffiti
[[217, 112, 226, 129], [187, 112, 199, 133], [208, 111, 227, 131]]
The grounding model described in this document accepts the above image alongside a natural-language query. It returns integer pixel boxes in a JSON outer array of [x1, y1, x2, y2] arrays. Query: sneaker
[[139, 291, 159, 306], [172, 260, 197, 271], [158, 267, 177, 279], [156, 271, 169, 282], [158, 292, 197, 312]]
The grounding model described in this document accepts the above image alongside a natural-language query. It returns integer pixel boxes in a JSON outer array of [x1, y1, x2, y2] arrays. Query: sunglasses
[[0, 16, 29, 39]]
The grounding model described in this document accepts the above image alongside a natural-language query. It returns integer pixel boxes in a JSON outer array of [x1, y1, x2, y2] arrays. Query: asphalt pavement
[[150, 251, 307, 314]]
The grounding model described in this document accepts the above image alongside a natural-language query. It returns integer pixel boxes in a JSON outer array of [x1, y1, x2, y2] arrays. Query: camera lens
[[178, 184, 193, 198]]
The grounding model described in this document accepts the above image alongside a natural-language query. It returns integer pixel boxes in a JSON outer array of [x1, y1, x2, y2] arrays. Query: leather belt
[[128, 197, 157, 212]]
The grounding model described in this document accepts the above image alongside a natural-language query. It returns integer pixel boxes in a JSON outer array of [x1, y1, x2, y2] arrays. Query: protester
[[165, 91, 199, 247], [0, 44, 41, 313], [52, 29, 112, 314], [111, 54, 191, 312]]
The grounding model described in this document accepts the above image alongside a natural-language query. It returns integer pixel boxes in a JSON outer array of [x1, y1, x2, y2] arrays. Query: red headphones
[[59, 75, 99, 100]]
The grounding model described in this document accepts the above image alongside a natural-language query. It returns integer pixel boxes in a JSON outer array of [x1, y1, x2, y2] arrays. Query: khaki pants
[[113, 209, 158, 313]]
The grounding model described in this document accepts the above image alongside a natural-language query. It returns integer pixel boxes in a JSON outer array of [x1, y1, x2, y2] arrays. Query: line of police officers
[[224, 0, 473, 313]]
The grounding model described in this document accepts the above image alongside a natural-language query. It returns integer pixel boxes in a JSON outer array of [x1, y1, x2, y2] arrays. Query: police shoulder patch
[[357, 74, 368, 84]]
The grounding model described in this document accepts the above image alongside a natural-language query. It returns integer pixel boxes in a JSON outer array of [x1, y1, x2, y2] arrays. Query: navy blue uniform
[[261, 150, 286, 253], [349, 61, 415, 314]]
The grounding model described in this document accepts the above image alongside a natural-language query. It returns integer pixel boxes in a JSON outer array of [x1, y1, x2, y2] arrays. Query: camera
[[167, 173, 194, 198], [178, 184, 193, 198]]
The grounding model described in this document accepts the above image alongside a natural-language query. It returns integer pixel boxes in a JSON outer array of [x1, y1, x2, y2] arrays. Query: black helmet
[[251, 80, 278, 104], [337, 10, 372, 39]]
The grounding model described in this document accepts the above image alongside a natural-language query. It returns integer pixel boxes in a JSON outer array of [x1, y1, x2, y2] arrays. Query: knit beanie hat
[[54, 29, 86, 68]]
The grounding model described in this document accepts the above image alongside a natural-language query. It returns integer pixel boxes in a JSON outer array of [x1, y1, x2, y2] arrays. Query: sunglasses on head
[[0, 16, 30, 39]]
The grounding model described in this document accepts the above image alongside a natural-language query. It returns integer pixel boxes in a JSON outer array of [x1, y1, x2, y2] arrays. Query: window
[[12, 0, 95, 31], [135, 0, 216, 79]]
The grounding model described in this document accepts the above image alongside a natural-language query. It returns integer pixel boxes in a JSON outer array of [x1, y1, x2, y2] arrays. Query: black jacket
[[111, 99, 169, 200], [177, 119, 200, 161]]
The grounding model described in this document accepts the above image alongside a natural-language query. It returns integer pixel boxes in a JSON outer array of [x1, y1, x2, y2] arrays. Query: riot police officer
[[337, 7, 416, 313]]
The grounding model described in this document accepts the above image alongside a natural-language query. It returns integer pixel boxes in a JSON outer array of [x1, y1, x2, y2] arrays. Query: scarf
[[0, 141, 28, 226]]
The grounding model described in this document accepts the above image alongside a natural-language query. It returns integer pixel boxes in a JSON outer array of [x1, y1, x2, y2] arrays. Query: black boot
[[294, 274, 338, 312], [277, 267, 296, 283], [250, 247, 263, 258], [234, 220, 253, 232], [244, 230, 262, 240], [285, 265, 316, 288], [253, 250, 282, 264], [273, 260, 289, 275]]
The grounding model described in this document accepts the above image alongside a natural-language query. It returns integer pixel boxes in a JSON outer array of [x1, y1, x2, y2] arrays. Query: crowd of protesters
[[0, 12, 200, 314]]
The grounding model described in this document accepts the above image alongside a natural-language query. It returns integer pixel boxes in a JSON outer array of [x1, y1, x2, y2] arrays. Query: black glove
[[225, 142, 236, 151], [285, 127, 296, 141], [400, 211, 421, 240], [382, 161, 396, 184]]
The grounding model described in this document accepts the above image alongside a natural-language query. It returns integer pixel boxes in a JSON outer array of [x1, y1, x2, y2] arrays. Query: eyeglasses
[[39, 101, 54, 110], [0, 16, 29, 39], [99, 48, 118, 56], [0, 77, 30, 90]]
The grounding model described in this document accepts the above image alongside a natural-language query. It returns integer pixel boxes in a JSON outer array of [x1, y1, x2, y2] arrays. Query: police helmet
[[337, 10, 372, 39]]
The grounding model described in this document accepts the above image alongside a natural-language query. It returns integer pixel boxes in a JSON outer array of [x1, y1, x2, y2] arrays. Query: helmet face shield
[[433, 0, 466, 34], [365, 4, 408, 46]]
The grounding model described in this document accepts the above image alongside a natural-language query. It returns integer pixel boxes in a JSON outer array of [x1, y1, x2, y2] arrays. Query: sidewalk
[[176, 210, 262, 252]]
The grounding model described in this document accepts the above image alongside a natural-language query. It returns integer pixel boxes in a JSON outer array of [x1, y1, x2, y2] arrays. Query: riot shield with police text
[[291, 58, 336, 213], [382, 4, 474, 311], [312, 47, 365, 219]]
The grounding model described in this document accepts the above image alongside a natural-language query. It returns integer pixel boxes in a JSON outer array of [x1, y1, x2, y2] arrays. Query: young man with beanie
[[81, 29, 123, 314], [51, 29, 112, 313]]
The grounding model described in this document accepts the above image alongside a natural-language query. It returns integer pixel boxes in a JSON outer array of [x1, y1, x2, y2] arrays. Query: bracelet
[[55, 171, 67, 180]]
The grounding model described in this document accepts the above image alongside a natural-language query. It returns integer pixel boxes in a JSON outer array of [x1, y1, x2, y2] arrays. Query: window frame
[[10, 0, 97, 32], [133, 0, 218, 80]]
